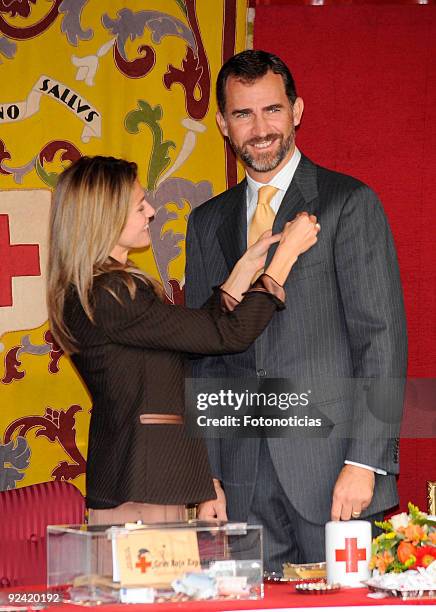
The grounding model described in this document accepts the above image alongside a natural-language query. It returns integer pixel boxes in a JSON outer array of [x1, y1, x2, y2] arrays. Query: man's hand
[[331, 465, 375, 521], [197, 478, 227, 520]]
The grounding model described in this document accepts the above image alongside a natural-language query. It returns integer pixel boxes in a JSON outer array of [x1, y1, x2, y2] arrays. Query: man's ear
[[292, 97, 304, 127], [216, 111, 229, 138]]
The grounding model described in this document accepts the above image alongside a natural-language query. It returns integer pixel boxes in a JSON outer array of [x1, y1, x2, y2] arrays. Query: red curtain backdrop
[[254, 6, 436, 512], [253, 0, 436, 5]]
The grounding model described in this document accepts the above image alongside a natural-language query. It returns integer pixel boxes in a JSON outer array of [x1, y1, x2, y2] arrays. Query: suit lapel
[[267, 155, 319, 265], [217, 180, 247, 272]]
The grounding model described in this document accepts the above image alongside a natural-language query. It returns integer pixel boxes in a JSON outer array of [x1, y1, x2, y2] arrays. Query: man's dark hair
[[216, 49, 298, 114]]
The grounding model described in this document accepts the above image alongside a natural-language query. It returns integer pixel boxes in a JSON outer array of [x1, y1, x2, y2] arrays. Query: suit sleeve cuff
[[215, 287, 240, 312], [217, 274, 286, 312], [244, 273, 286, 309], [344, 460, 387, 475]]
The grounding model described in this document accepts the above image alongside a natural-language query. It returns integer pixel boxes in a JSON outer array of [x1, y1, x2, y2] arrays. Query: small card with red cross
[[115, 528, 201, 587]]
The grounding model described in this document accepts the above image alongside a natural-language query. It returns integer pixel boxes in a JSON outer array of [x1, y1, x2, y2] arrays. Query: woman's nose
[[145, 201, 155, 218]]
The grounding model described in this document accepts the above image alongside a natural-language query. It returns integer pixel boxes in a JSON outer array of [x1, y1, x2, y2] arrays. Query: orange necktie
[[248, 185, 279, 247]]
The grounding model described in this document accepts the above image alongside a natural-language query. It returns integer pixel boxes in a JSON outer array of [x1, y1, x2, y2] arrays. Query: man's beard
[[230, 131, 294, 173]]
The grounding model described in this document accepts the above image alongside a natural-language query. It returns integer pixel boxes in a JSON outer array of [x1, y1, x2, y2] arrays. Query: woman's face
[[110, 179, 154, 263]]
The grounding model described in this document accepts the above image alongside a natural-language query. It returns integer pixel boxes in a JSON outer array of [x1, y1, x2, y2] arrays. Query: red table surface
[[3, 583, 436, 611]]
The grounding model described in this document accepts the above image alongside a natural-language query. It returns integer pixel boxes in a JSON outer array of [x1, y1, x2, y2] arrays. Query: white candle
[[325, 520, 372, 587]]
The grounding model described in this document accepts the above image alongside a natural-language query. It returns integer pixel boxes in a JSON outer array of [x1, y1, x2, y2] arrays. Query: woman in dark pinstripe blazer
[[46, 155, 319, 525]]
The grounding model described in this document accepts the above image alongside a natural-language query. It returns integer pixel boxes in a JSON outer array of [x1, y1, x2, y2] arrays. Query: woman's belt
[[139, 413, 183, 425]]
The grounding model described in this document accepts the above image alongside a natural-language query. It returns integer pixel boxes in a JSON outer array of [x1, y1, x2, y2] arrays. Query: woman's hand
[[221, 230, 281, 302], [241, 229, 282, 275], [278, 212, 319, 257], [265, 213, 320, 285], [197, 478, 228, 520]]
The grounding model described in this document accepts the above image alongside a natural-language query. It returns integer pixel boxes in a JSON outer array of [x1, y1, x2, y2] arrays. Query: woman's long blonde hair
[[47, 155, 161, 354]]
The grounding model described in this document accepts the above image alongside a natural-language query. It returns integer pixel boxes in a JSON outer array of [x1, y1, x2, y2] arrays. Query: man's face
[[217, 71, 304, 181]]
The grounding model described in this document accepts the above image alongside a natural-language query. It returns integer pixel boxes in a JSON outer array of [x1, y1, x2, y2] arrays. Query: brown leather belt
[[139, 413, 183, 425]]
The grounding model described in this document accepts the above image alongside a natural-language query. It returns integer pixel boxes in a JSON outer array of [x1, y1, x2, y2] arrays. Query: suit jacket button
[[257, 369, 266, 377]]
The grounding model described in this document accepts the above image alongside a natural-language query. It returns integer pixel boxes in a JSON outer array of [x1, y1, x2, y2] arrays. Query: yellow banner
[[0, 75, 101, 141], [0, 0, 248, 496]]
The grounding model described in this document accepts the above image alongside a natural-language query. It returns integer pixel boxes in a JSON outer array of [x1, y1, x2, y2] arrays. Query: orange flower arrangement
[[403, 524, 426, 545], [370, 504, 436, 574], [397, 541, 417, 564]]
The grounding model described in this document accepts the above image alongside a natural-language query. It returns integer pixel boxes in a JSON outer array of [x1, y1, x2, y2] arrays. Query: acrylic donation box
[[47, 521, 263, 605]]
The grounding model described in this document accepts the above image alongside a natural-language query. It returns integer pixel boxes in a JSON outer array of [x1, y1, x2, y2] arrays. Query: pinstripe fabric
[[185, 154, 407, 526], [64, 272, 284, 509], [0, 481, 85, 586], [249, 441, 384, 569]]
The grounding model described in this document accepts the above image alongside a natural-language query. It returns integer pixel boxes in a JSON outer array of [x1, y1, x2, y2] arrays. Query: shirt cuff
[[344, 460, 387, 476]]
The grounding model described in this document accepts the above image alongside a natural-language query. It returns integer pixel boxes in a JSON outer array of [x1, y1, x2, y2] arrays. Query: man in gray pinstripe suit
[[185, 50, 407, 571]]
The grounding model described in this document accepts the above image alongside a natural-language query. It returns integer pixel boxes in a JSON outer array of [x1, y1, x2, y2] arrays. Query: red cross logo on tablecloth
[[335, 537, 367, 573], [0, 214, 40, 307]]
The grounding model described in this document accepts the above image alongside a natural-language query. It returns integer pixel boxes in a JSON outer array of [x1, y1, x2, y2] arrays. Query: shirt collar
[[246, 147, 301, 202]]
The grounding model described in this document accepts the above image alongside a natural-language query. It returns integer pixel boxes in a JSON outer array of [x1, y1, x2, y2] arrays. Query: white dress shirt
[[246, 148, 301, 227]]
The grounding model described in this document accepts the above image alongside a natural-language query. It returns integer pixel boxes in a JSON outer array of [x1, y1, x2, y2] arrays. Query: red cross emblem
[[135, 555, 152, 574], [0, 214, 40, 307], [335, 537, 367, 573]]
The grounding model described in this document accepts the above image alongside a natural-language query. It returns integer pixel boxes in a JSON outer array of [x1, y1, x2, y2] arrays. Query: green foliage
[[407, 502, 436, 527], [125, 100, 175, 191], [375, 520, 394, 532], [374, 533, 398, 552], [173, 0, 187, 16], [413, 517, 436, 527], [391, 559, 410, 573], [35, 157, 58, 187], [404, 556, 417, 569], [408, 502, 422, 521]]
